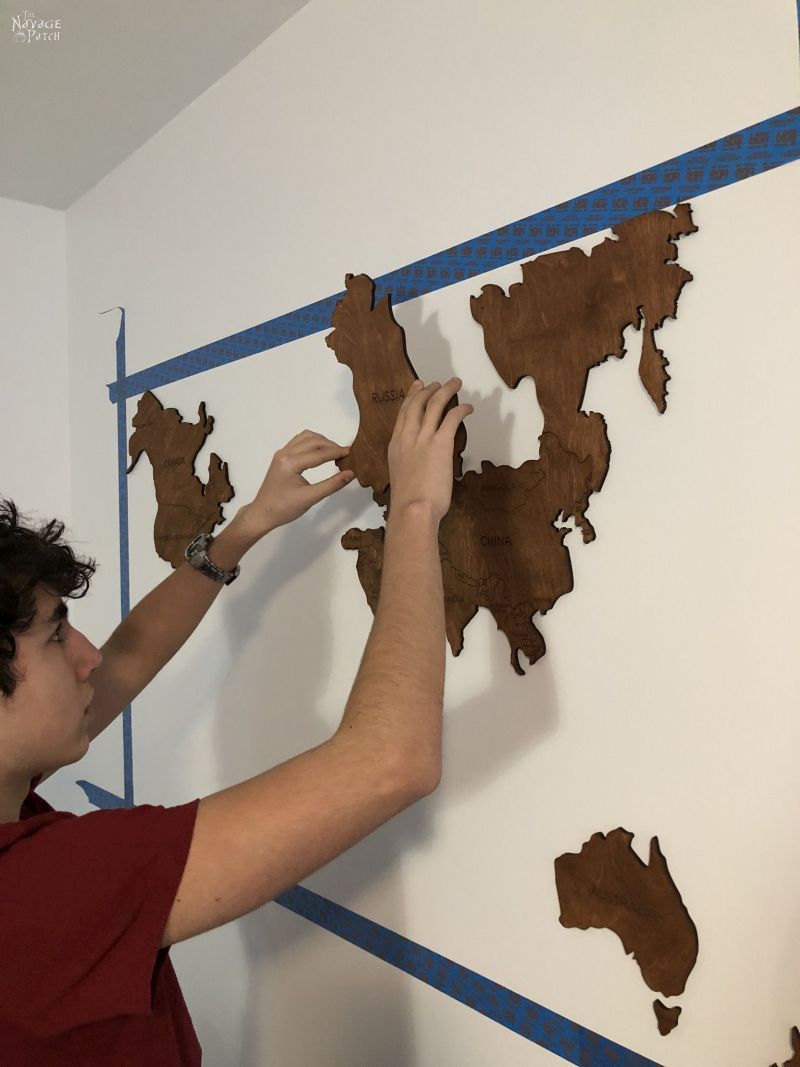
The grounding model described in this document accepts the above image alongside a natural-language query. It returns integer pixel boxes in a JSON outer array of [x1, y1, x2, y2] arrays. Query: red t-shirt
[[0, 778, 202, 1065]]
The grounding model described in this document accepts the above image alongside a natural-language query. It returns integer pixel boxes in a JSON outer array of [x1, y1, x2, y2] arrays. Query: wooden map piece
[[329, 205, 696, 674], [325, 273, 467, 504], [554, 828, 698, 998], [127, 389, 234, 568], [471, 203, 697, 542], [770, 1027, 800, 1067], [341, 449, 577, 672], [653, 999, 681, 1036]]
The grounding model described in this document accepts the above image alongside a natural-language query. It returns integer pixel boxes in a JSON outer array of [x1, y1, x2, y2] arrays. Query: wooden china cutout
[[326, 204, 697, 674]]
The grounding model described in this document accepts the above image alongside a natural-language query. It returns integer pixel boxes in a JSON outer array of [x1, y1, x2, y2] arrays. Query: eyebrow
[[46, 601, 69, 625]]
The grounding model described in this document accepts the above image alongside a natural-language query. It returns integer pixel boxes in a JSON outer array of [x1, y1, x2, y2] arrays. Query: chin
[[66, 736, 91, 765]]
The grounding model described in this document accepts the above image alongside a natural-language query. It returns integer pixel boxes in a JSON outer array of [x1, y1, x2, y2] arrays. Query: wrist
[[205, 509, 262, 571], [386, 500, 441, 535]]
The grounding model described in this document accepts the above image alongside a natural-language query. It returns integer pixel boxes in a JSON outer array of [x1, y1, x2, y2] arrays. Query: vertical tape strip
[[276, 885, 662, 1067], [79, 310, 136, 811], [110, 307, 134, 806]]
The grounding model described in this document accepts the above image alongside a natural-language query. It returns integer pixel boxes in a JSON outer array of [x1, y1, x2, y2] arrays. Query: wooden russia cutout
[[554, 828, 698, 1016], [325, 273, 467, 507], [327, 206, 697, 674], [127, 389, 234, 567]]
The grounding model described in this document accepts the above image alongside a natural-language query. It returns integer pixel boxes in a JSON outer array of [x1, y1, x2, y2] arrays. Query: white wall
[[53, 2, 800, 1065], [0, 197, 71, 522]]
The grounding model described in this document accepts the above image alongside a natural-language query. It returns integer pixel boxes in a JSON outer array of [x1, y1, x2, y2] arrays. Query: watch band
[[184, 532, 240, 585]]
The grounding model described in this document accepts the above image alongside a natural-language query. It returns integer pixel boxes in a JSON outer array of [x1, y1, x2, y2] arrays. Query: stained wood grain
[[770, 1027, 800, 1067], [326, 273, 467, 507], [554, 828, 698, 998], [127, 389, 234, 567], [470, 202, 697, 542], [652, 999, 681, 1036], [327, 205, 696, 673]]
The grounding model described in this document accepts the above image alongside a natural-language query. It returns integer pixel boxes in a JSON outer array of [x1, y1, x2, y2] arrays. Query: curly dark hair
[[0, 499, 97, 697]]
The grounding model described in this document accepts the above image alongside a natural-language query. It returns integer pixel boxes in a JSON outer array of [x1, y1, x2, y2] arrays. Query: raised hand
[[242, 430, 355, 536], [387, 378, 473, 523]]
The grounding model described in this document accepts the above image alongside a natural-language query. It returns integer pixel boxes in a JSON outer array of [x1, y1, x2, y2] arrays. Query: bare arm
[[333, 501, 444, 789], [85, 432, 355, 742], [86, 515, 260, 741], [161, 378, 474, 948], [333, 375, 470, 784]]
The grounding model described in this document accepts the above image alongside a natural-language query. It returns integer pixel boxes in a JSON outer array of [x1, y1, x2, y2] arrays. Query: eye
[[50, 622, 66, 643]]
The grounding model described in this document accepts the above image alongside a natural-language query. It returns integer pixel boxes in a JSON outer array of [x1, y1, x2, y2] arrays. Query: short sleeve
[[0, 798, 199, 1039]]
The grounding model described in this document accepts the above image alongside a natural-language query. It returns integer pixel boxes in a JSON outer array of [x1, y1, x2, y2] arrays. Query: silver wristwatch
[[184, 532, 240, 585]]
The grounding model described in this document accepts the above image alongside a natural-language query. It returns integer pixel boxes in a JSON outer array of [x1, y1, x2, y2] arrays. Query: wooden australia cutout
[[555, 828, 698, 1033]]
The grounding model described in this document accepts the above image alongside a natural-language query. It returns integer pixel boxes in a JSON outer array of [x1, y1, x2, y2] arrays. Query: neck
[[0, 771, 38, 824]]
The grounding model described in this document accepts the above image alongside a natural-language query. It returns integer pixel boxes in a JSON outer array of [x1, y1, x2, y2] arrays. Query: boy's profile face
[[0, 585, 103, 780]]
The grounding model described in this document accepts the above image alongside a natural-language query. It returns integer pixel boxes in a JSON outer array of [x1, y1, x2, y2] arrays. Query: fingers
[[305, 468, 357, 505], [285, 428, 316, 447], [397, 377, 461, 434], [394, 379, 424, 433], [284, 430, 350, 454], [287, 441, 350, 473], [439, 402, 474, 438], [421, 378, 463, 436]]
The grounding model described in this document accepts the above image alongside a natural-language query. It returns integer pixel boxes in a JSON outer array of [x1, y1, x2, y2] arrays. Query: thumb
[[307, 468, 357, 506]]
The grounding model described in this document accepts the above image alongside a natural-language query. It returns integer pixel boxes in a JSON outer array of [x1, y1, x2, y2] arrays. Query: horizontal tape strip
[[107, 105, 799, 404]]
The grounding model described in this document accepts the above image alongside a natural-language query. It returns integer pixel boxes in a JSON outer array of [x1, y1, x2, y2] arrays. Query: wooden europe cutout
[[770, 1027, 800, 1067], [326, 205, 697, 673], [555, 829, 698, 1031], [127, 390, 234, 567]]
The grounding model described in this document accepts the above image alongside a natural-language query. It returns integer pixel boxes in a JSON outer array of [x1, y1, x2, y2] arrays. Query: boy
[[0, 378, 472, 1065]]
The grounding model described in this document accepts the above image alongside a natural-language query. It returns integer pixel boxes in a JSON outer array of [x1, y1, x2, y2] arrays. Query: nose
[[73, 628, 103, 677]]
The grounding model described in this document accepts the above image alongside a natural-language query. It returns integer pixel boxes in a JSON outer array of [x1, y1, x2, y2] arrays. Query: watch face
[[187, 533, 208, 561]]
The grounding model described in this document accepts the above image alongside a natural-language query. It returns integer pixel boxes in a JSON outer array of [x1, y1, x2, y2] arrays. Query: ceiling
[[0, 0, 310, 209]]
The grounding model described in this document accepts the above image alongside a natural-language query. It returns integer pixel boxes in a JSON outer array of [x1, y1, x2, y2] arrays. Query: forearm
[[102, 508, 261, 674], [335, 501, 445, 787]]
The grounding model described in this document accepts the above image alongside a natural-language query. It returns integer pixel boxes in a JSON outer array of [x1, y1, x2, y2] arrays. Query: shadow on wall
[[202, 297, 558, 1066], [393, 296, 536, 477], [213, 484, 427, 1067]]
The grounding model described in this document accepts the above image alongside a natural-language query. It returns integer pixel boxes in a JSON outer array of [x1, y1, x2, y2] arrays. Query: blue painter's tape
[[94, 307, 135, 808], [107, 105, 799, 404], [113, 309, 135, 806], [276, 885, 662, 1067], [78, 308, 134, 811], [75, 779, 128, 809]]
